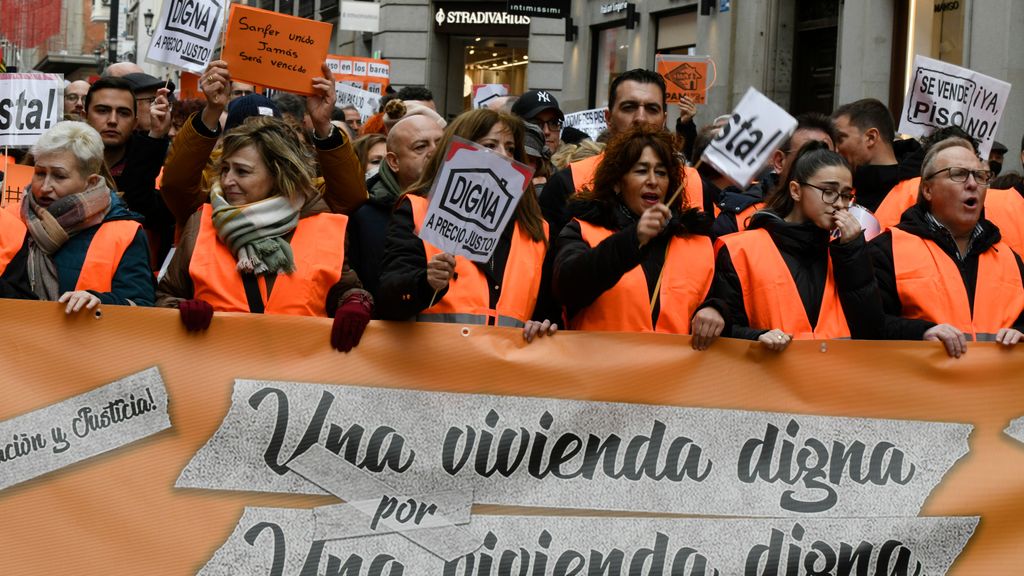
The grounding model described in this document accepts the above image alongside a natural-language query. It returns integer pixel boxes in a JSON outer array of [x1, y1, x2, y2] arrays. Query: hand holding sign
[[637, 204, 671, 247], [148, 88, 173, 139], [200, 60, 231, 131], [307, 62, 337, 139], [426, 253, 456, 292]]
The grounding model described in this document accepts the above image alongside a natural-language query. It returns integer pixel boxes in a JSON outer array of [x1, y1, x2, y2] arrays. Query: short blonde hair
[[550, 139, 604, 169], [30, 121, 104, 176]]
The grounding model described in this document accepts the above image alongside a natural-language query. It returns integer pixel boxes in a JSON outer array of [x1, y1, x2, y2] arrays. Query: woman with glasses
[[708, 141, 884, 350]]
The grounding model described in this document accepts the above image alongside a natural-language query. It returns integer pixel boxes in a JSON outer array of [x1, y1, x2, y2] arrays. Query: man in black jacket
[[870, 137, 1024, 357], [832, 98, 900, 212]]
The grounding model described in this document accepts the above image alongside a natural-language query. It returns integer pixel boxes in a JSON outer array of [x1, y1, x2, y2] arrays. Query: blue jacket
[[50, 191, 155, 306]]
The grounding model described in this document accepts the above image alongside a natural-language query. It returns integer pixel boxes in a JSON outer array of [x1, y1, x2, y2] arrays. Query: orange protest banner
[[222, 4, 332, 96], [1, 298, 1023, 573], [1, 162, 33, 209], [657, 54, 710, 105]]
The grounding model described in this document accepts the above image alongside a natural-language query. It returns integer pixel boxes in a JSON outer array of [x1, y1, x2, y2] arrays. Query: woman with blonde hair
[[156, 116, 372, 351], [377, 108, 558, 341], [3, 121, 153, 312]]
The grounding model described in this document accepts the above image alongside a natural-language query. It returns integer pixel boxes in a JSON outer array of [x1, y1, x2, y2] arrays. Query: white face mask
[[365, 165, 380, 181]]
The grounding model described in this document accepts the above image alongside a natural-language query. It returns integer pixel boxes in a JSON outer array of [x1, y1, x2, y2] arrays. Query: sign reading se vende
[[222, 5, 332, 96]]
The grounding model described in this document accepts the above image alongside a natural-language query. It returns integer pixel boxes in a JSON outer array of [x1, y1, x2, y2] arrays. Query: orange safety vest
[[0, 208, 27, 276], [407, 195, 547, 327], [719, 228, 851, 339], [568, 152, 709, 214], [890, 227, 1024, 341], [984, 188, 1024, 256], [735, 202, 764, 232], [874, 177, 920, 230], [75, 220, 143, 293], [569, 219, 714, 334], [189, 204, 346, 316]]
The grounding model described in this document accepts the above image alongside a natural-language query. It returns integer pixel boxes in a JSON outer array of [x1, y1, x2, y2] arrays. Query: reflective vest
[[0, 207, 27, 276], [735, 202, 763, 232], [568, 152, 708, 214], [408, 195, 547, 328], [984, 188, 1024, 256], [189, 204, 346, 316], [75, 220, 143, 293], [890, 227, 1024, 341], [874, 177, 920, 230], [719, 228, 851, 339], [569, 220, 714, 334]]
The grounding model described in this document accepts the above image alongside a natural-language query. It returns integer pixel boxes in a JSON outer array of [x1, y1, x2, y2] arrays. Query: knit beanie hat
[[225, 94, 282, 133]]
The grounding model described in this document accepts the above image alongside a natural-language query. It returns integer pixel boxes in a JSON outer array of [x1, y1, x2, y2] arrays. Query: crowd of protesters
[[1, 58, 1022, 358]]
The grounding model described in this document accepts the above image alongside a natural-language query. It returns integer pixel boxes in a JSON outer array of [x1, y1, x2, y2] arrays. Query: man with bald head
[[348, 114, 445, 297], [103, 62, 144, 77], [64, 80, 91, 119]]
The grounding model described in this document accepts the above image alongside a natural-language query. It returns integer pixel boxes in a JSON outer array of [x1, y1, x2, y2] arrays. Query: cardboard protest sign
[[334, 82, 380, 122], [0, 367, 170, 492], [327, 54, 391, 95], [563, 107, 607, 140], [417, 137, 533, 262], [472, 83, 509, 109], [222, 5, 332, 96], [0, 73, 64, 147], [177, 71, 204, 100], [200, 508, 977, 576], [146, 0, 225, 73], [701, 86, 797, 188], [1, 162, 33, 209], [898, 55, 1011, 157], [656, 54, 711, 105]]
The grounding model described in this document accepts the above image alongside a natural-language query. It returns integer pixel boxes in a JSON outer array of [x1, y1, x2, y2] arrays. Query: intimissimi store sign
[[433, 1, 531, 37]]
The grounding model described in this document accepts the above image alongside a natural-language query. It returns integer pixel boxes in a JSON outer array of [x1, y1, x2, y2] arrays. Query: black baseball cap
[[511, 90, 564, 122]]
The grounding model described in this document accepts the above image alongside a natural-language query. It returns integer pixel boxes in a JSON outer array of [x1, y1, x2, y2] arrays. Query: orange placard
[[1, 162, 33, 209], [327, 54, 390, 93], [657, 54, 710, 105], [178, 71, 204, 100], [1, 300, 1024, 573], [222, 4, 332, 96]]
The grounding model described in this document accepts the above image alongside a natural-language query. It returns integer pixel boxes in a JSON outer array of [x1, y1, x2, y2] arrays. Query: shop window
[[931, 1, 964, 65], [298, 0, 314, 19], [590, 25, 628, 108]]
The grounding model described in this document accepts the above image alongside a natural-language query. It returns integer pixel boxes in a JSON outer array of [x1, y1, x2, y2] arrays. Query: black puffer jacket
[[709, 211, 884, 340], [869, 203, 1024, 340]]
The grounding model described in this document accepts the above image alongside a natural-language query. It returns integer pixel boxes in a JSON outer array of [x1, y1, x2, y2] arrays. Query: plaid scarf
[[209, 182, 301, 275], [21, 182, 112, 300]]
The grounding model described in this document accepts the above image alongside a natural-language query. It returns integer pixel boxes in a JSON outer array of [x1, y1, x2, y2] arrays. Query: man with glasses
[[63, 80, 90, 119], [870, 137, 1024, 357], [123, 73, 175, 133], [512, 90, 564, 154]]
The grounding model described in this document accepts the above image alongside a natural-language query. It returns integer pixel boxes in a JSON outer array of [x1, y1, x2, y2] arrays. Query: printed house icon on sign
[[666, 63, 703, 91], [439, 168, 515, 233]]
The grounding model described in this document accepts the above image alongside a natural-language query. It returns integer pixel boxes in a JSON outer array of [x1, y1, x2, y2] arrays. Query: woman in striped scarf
[[1, 121, 153, 312], [156, 117, 372, 352]]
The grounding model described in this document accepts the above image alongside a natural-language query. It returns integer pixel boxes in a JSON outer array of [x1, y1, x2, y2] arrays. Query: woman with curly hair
[[553, 124, 724, 349]]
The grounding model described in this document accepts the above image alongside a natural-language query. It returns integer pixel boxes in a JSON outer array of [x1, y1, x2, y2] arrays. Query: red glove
[[331, 293, 372, 352], [179, 299, 214, 332]]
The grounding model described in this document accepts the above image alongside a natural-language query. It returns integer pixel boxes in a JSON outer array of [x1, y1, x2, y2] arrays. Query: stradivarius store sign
[[433, 3, 531, 36]]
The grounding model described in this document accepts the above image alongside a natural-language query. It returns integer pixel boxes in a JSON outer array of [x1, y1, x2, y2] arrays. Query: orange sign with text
[[657, 54, 710, 105], [222, 4, 332, 96]]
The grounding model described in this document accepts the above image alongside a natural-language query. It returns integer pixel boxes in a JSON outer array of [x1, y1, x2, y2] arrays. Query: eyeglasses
[[136, 96, 157, 104], [925, 166, 993, 185], [533, 119, 563, 131], [799, 182, 855, 205]]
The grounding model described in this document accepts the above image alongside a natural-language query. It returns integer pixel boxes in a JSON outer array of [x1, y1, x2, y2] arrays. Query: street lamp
[[144, 9, 155, 36]]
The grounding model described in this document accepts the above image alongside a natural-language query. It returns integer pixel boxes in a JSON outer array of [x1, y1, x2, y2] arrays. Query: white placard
[[898, 55, 1012, 157], [417, 137, 532, 262], [334, 83, 380, 122], [353, 59, 368, 76], [145, 0, 225, 74], [563, 107, 607, 141], [340, 0, 380, 33], [326, 56, 354, 76], [472, 84, 509, 109], [0, 73, 64, 148], [367, 61, 389, 79], [701, 86, 797, 188]]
